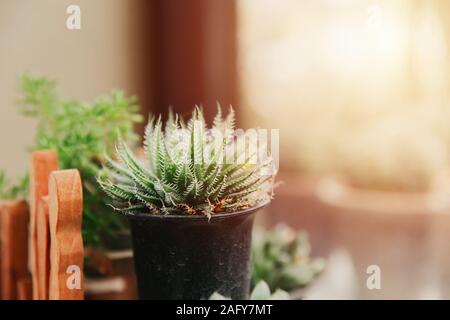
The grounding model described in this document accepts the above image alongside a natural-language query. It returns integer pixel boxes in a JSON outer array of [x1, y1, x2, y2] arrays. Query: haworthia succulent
[[98, 106, 276, 216]]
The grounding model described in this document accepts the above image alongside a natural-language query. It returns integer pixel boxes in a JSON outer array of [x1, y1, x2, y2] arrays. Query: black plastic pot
[[125, 202, 268, 300]]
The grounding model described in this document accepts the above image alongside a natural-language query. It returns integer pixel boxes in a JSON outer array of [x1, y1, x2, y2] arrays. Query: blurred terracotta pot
[[263, 173, 450, 299]]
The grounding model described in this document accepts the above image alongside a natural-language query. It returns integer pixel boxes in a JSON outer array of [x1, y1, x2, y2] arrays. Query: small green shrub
[[0, 171, 29, 201], [18, 74, 143, 248]]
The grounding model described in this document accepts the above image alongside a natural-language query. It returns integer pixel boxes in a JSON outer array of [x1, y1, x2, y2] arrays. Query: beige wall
[[0, 0, 150, 177]]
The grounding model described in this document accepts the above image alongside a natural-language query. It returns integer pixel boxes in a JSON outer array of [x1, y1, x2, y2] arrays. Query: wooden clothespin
[[17, 276, 32, 300], [37, 196, 50, 300], [0, 200, 29, 300], [30, 150, 59, 299], [48, 169, 84, 300]]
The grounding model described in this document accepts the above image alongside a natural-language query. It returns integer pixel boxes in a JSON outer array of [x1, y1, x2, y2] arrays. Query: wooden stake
[[48, 170, 84, 300], [30, 150, 59, 299], [0, 200, 29, 300], [36, 196, 50, 300], [17, 276, 32, 300]]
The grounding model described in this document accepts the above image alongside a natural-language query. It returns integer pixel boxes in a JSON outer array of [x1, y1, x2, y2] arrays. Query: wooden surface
[[17, 276, 32, 300], [150, 0, 238, 122], [85, 249, 138, 300], [0, 200, 29, 300], [48, 170, 84, 300], [262, 173, 450, 299], [36, 196, 50, 300], [30, 150, 59, 299]]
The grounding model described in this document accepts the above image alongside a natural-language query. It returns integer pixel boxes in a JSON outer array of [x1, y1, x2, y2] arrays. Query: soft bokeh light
[[239, 0, 450, 191]]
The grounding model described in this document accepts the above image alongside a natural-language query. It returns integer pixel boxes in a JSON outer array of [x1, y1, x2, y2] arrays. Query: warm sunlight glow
[[239, 0, 450, 191]]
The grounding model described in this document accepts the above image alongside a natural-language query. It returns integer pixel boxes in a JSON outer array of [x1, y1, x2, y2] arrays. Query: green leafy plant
[[98, 107, 276, 217], [0, 171, 29, 201], [209, 281, 290, 300], [18, 74, 143, 248], [252, 224, 325, 292]]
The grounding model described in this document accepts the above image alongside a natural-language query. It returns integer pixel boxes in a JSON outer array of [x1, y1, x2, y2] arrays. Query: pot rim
[[123, 200, 270, 221]]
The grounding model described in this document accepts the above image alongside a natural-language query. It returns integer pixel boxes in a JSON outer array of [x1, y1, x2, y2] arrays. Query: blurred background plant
[[6, 74, 143, 249], [210, 280, 290, 300], [252, 224, 325, 292], [0, 171, 28, 201]]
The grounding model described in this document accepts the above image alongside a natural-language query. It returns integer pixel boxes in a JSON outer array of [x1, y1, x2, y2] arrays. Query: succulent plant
[[252, 224, 325, 292], [98, 107, 276, 217], [209, 280, 290, 300]]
